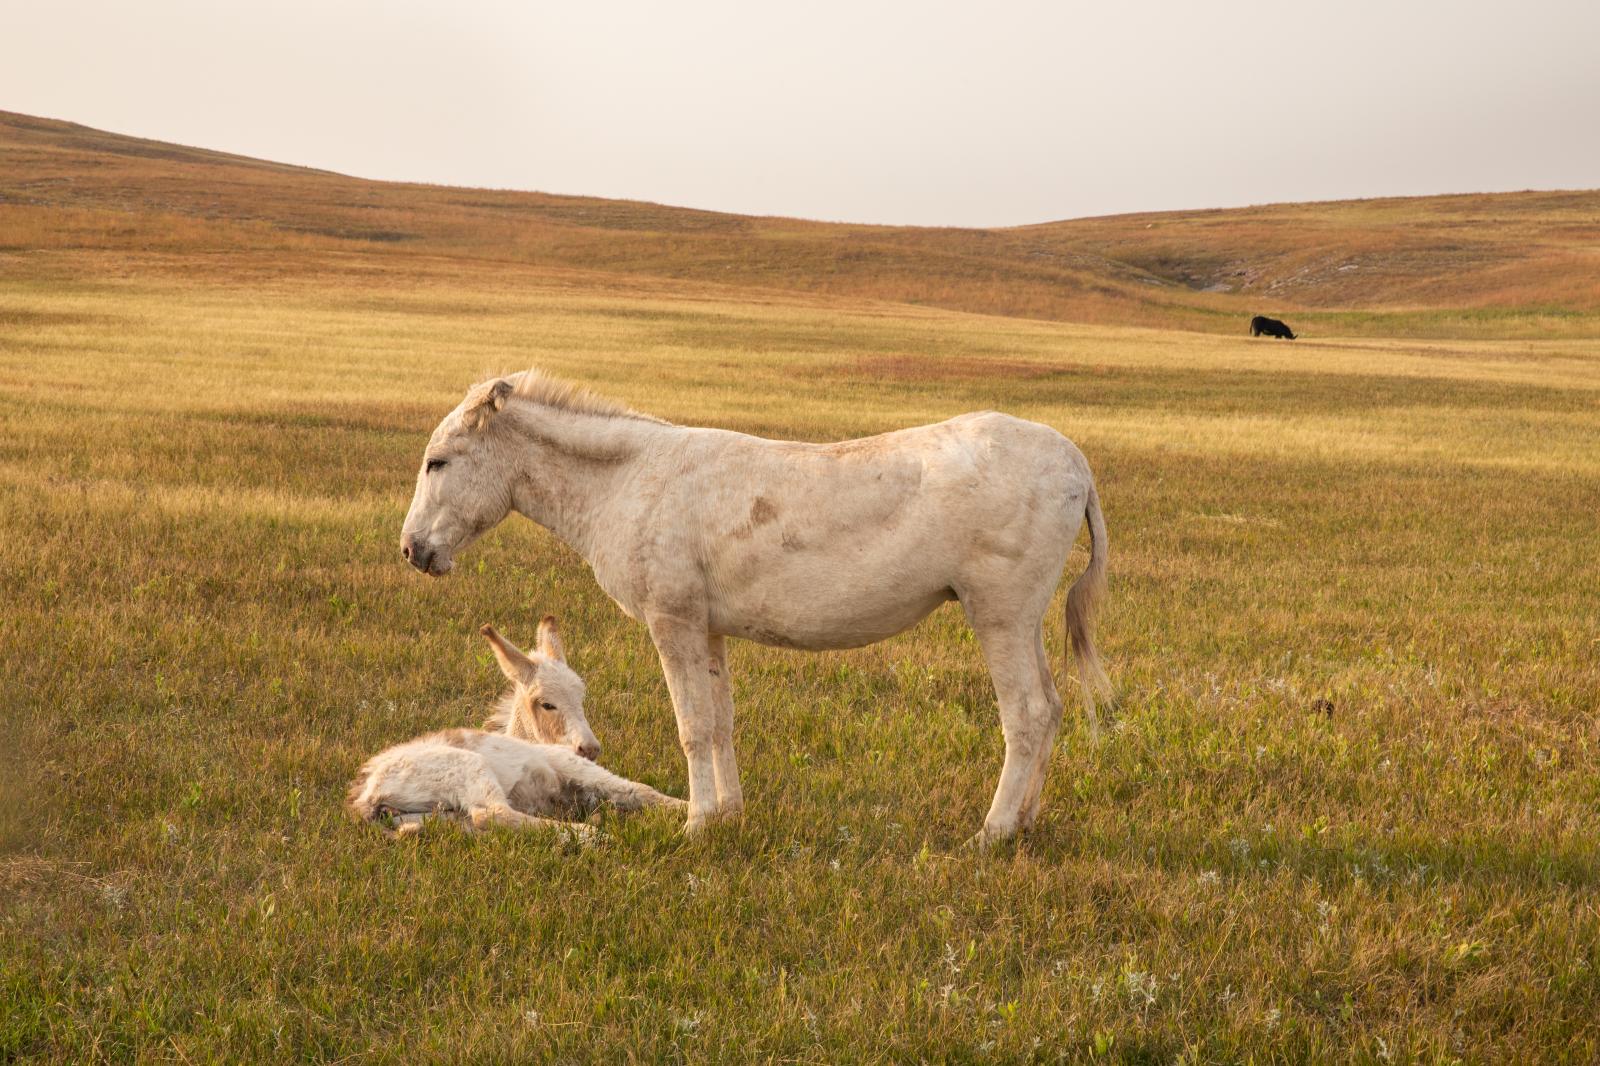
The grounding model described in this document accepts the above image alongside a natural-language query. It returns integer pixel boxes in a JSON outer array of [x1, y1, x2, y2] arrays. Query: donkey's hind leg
[[1018, 622, 1066, 831], [964, 605, 1061, 847]]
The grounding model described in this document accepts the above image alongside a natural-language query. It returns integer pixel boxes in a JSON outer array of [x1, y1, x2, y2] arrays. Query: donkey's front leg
[[706, 634, 744, 815], [648, 615, 721, 833]]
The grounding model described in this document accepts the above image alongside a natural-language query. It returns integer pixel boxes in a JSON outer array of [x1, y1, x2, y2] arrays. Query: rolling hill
[[3, 109, 1598, 337]]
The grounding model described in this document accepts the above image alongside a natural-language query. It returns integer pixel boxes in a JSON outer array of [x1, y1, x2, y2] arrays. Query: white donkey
[[400, 371, 1110, 845], [347, 619, 684, 837]]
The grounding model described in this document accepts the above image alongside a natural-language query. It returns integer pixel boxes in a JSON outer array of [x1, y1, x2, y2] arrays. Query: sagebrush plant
[[2, 116, 1598, 1063]]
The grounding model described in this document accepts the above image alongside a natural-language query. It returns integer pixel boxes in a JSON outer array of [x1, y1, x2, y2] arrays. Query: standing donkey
[[399, 370, 1110, 845], [348, 618, 683, 838]]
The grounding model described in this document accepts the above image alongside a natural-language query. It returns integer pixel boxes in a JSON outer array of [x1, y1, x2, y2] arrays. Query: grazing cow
[[1249, 315, 1296, 339], [347, 620, 683, 838], [400, 369, 1112, 846]]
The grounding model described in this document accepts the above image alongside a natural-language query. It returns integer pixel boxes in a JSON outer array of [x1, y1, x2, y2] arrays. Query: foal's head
[[480, 617, 601, 760]]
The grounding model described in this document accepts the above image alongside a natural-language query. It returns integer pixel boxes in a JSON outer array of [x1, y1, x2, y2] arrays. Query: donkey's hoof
[[965, 826, 1017, 851]]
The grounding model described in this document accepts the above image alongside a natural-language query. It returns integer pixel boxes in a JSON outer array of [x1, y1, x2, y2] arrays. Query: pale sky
[[5, 0, 1597, 227]]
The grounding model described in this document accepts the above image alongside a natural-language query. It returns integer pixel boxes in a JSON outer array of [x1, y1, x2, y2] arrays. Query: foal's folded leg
[[468, 803, 599, 844], [549, 750, 688, 813]]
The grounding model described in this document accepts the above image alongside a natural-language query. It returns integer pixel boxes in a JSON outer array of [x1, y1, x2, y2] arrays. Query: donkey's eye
[[540, 702, 557, 711], [425, 458, 447, 474]]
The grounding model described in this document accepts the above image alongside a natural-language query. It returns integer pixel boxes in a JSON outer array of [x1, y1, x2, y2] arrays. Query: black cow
[[1249, 315, 1296, 339]]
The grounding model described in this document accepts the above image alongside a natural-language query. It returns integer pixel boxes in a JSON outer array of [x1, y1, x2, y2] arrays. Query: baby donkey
[[348, 617, 683, 838]]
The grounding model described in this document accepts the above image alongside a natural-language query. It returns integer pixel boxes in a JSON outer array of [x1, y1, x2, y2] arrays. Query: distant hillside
[[3, 110, 1597, 336]]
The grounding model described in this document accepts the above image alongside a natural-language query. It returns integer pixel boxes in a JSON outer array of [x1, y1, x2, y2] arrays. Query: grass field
[[3, 116, 1600, 1063]]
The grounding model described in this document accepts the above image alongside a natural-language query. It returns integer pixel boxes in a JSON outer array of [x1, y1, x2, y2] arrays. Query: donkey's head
[[401, 377, 519, 577], [480, 617, 601, 760]]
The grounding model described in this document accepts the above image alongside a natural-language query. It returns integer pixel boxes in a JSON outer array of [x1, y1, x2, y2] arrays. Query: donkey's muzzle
[[400, 534, 434, 574]]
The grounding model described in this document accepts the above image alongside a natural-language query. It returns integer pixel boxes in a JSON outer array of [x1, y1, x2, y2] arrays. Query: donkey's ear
[[463, 378, 514, 431], [480, 623, 534, 680], [536, 614, 566, 663]]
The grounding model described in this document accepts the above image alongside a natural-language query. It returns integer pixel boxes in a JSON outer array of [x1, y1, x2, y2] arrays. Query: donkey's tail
[[1065, 481, 1113, 737], [345, 766, 382, 822]]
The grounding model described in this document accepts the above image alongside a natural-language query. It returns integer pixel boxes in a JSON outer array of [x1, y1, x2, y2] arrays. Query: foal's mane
[[509, 369, 669, 425], [481, 689, 517, 734]]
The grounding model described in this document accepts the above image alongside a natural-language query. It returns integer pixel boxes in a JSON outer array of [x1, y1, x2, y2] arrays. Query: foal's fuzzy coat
[[347, 620, 683, 838]]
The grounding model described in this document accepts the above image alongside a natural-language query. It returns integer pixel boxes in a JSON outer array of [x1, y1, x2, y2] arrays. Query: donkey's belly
[[711, 579, 956, 651]]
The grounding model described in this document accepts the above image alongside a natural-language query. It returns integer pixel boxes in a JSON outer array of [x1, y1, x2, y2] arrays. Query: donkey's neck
[[500, 404, 668, 560]]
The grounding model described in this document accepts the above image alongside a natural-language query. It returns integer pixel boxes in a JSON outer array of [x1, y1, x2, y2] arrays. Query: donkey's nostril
[[401, 541, 413, 561], [577, 742, 600, 762]]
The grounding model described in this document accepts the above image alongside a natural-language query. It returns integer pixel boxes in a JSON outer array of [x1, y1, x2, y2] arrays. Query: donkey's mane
[[510, 369, 669, 425]]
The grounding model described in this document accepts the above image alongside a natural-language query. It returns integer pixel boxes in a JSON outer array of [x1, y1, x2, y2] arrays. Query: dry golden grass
[[4, 257, 1599, 1062], [2, 113, 1598, 1062]]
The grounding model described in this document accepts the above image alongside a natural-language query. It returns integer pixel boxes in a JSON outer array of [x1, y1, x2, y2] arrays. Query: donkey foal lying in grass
[[347, 618, 684, 839]]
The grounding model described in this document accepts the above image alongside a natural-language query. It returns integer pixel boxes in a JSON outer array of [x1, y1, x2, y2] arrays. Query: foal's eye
[[540, 702, 557, 711], [425, 458, 447, 474]]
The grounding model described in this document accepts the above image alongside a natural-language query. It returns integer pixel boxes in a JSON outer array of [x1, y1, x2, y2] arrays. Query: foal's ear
[[480, 623, 534, 680], [536, 614, 566, 663], [462, 378, 514, 431]]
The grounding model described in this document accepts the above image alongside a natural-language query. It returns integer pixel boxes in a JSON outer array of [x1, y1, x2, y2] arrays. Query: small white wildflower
[[522, 1010, 540, 1027], [673, 1011, 701, 1034], [1255, 745, 1266, 759], [1263, 1007, 1281, 1030], [829, 858, 841, 871], [685, 872, 704, 895], [1122, 969, 1157, 1008], [835, 825, 854, 843], [1228, 837, 1250, 860], [1198, 869, 1220, 886], [1375, 1035, 1393, 1062]]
